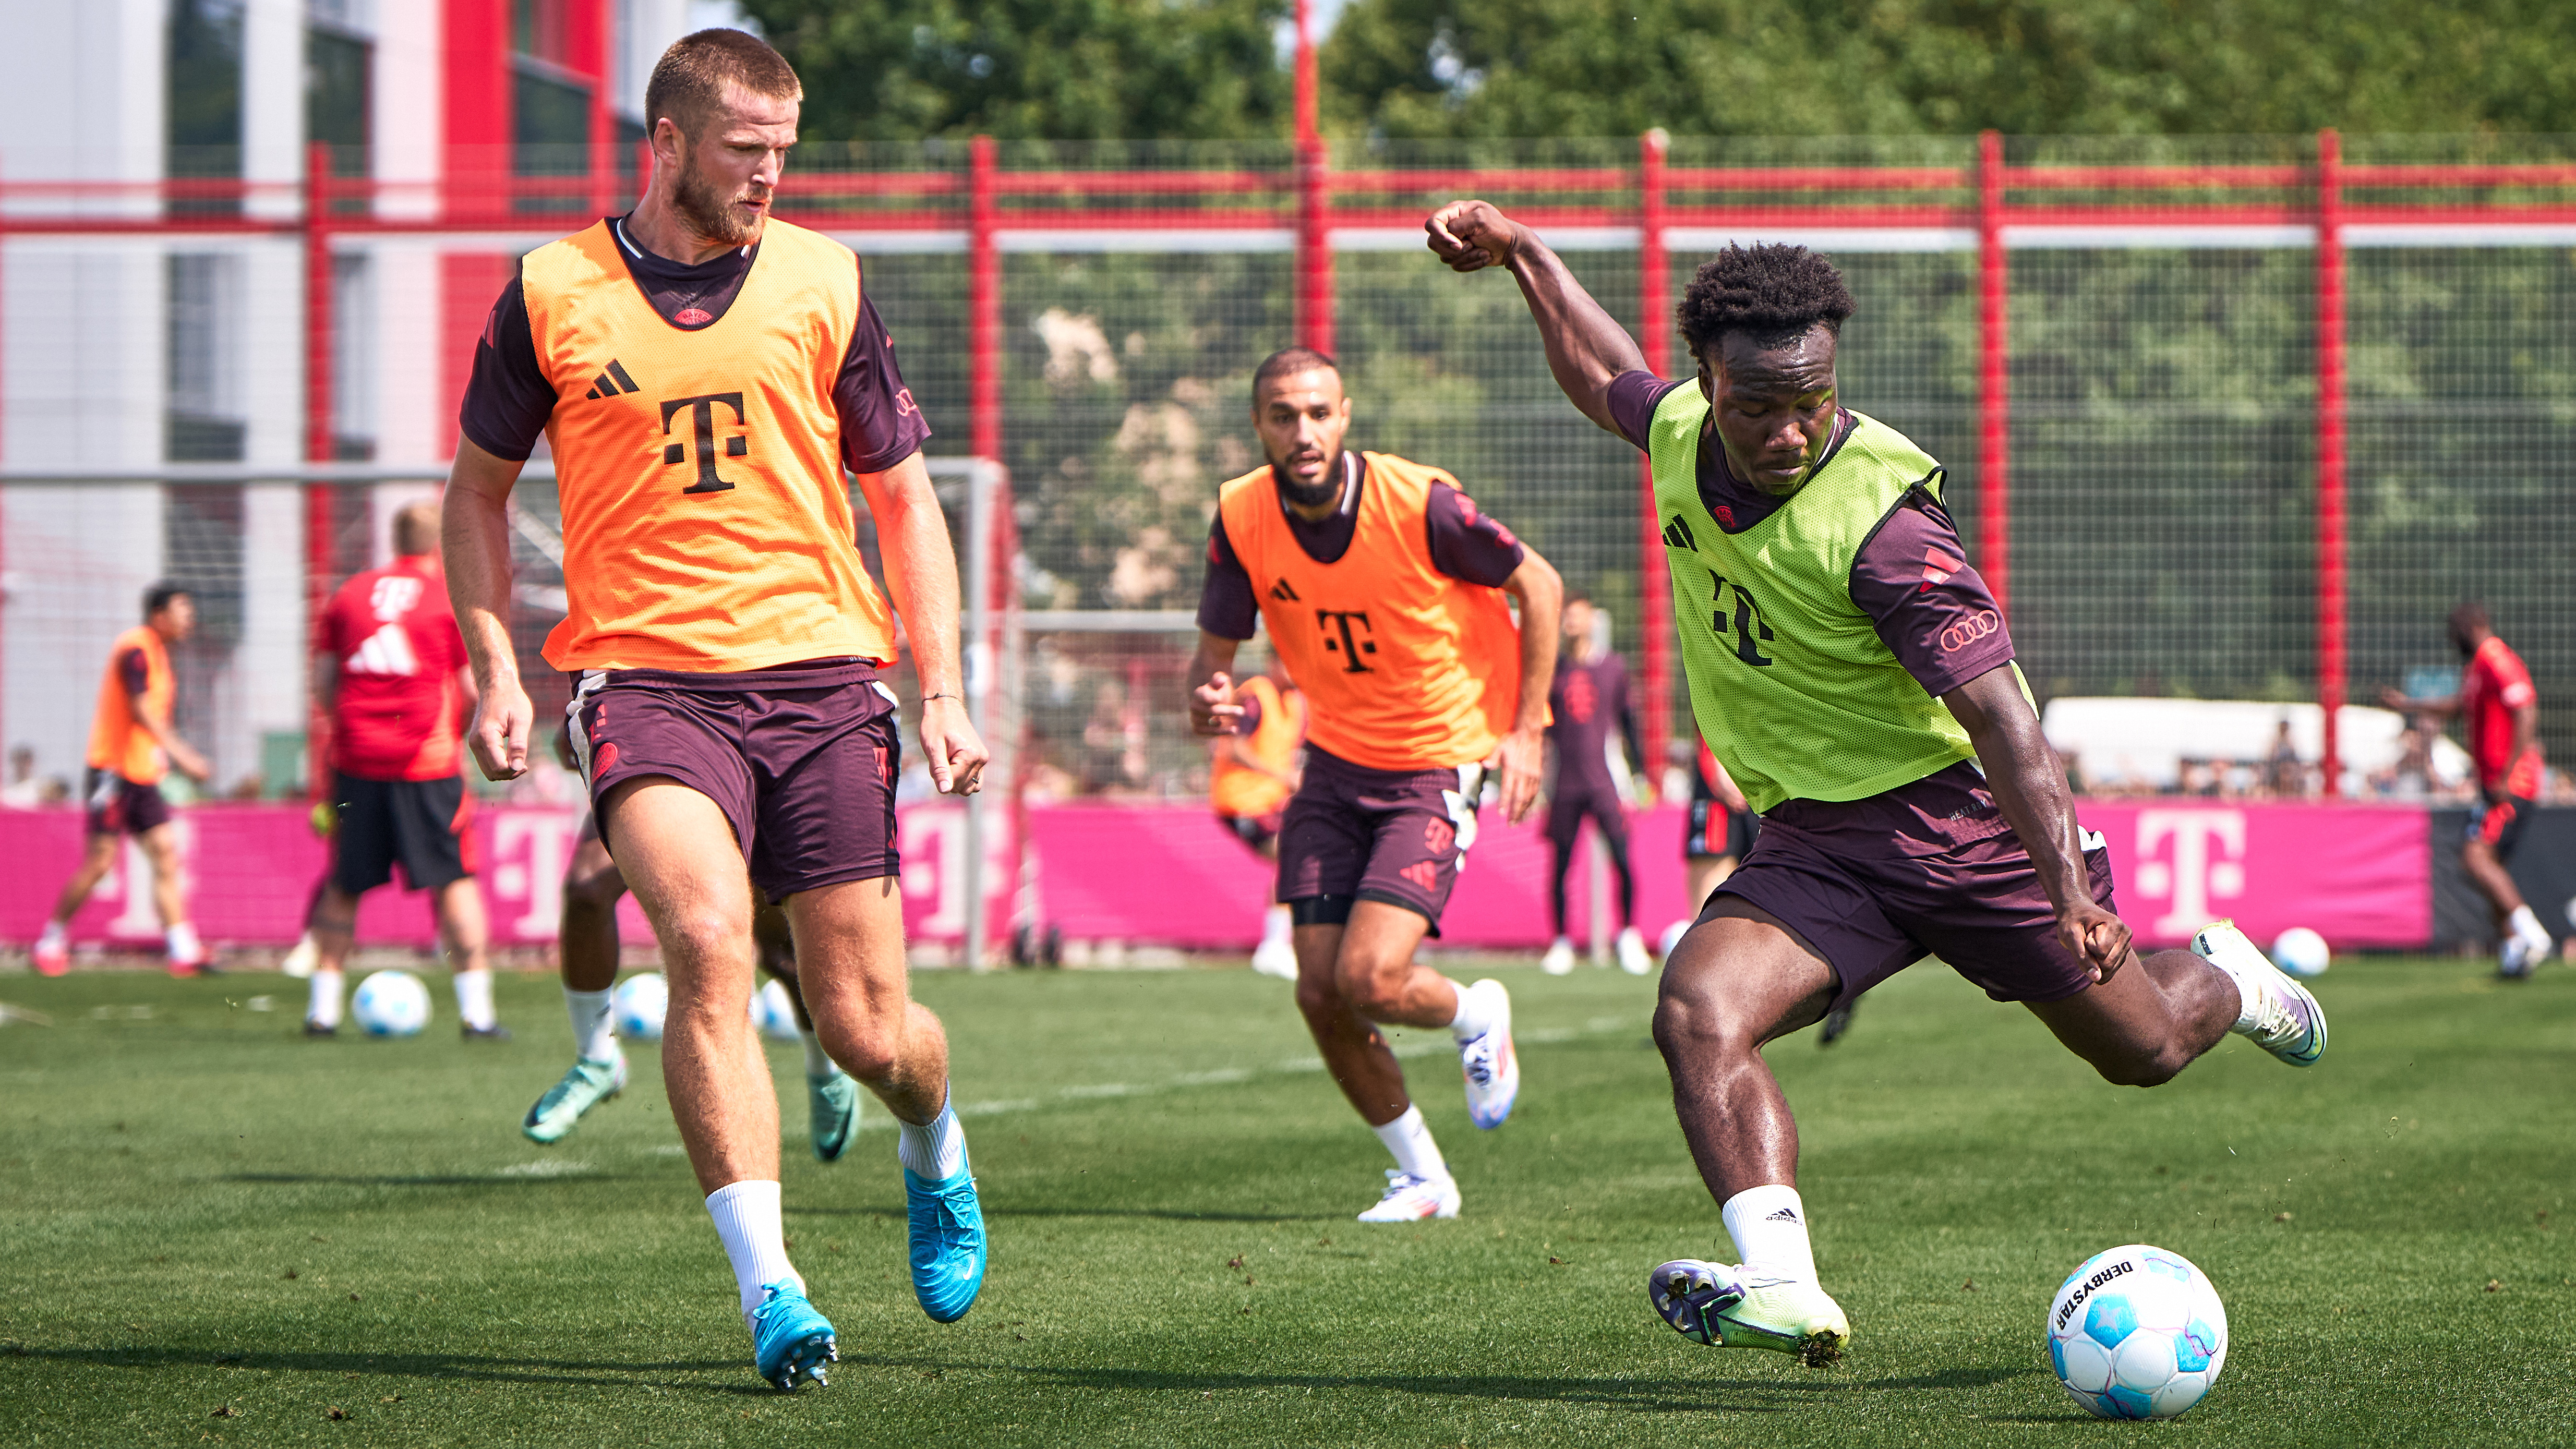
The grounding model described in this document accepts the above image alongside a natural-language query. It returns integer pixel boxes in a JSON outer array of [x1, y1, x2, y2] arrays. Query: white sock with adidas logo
[[1721, 1184, 1818, 1285]]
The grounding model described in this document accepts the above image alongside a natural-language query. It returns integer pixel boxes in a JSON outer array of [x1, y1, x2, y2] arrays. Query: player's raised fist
[[1190, 671, 1244, 736], [1425, 201, 1522, 273]]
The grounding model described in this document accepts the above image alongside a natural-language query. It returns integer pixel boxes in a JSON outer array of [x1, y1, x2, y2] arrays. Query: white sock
[[453, 970, 497, 1031], [1445, 978, 1491, 1041], [166, 922, 201, 961], [801, 1030, 841, 1080], [2510, 905, 2545, 940], [704, 1179, 803, 1326], [1370, 1104, 1447, 1180], [37, 920, 66, 951], [1262, 904, 1292, 945], [1721, 1184, 1819, 1284], [307, 969, 345, 1029], [896, 1092, 968, 1180], [565, 987, 616, 1062]]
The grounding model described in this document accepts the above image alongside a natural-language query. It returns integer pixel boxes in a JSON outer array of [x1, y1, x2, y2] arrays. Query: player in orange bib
[[1208, 660, 1307, 979], [31, 583, 214, 976], [1189, 347, 1561, 1223], [441, 30, 988, 1390]]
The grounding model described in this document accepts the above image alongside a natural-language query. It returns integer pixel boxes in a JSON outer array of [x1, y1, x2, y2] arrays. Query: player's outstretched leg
[[792, 879, 984, 1323], [525, 827, 627, 1144], [610, 782, 837, 1385], [1647, 903, 1851, 1366]]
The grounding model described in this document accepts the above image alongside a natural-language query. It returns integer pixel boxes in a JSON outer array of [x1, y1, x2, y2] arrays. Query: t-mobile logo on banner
[[2132, 810, 2247, 939]]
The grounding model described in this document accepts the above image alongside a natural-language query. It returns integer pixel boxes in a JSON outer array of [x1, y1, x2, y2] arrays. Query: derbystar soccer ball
[[351, 969, 432, 1038], [612, 972, 669, 1042], [750, 977, 801, 1041], [2046, 1245, 2229, 1420], [2269, 926, 2331, 979]]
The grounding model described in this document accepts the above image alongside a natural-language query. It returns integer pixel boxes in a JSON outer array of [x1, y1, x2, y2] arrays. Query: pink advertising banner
[[0, 799, 2428, 954], [0, 801, 1007, 950]]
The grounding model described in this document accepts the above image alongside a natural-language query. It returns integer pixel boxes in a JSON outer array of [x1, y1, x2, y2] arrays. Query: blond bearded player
[[443, 31, 989, 1391], [1189, 347, 1562, 1223]]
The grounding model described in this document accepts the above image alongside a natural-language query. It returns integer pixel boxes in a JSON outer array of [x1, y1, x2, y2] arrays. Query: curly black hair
[[1676, 244, 1856, 358]]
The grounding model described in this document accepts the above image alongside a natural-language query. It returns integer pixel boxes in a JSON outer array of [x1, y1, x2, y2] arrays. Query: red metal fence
[[8, 131, 2576, 804]]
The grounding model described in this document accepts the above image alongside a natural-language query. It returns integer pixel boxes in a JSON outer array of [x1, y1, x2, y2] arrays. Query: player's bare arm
[[134, 690, 210, 783], [442, 435, 534, 782], [1942, 664, 2132, 983], [1187, 634, 1245, 735], [1491, 549, 1564, 823], [1425, 200, 1646, 436], [853, 449, 989, 796], [2378, 684, 2459, 717]]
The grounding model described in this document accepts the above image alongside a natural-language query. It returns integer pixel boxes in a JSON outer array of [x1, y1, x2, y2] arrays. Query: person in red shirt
[[299, 502, 506, 1036], [2383, 601, 2554, 976]]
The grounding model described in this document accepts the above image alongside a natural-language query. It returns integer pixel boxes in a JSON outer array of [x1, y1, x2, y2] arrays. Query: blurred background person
[[2, 745, 42, 808], [1209, 657, 1307, 979], [298, 503, 505, 1038], [2382, 601, 2553, 977], [1541, 596, 1648, 975], [31, 584, 212, 976]]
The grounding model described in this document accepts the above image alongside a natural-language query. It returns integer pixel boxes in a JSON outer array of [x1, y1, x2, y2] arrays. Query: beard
[[1273, 450, 1344, 512], [671, 153, 762, 247]]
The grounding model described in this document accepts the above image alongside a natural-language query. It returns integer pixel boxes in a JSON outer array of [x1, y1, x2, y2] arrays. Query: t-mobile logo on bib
[[2131, 810, 2247, 939]]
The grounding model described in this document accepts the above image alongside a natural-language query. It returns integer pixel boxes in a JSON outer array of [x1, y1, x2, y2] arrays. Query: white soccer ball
[[2046, 1244, 2229, 1421], [2269, 926, 2330, 979], [750, 977, 801, 1041], [1658, 919, 1694, 960], [351, 969, 432, 1038], [612, 972, 669, 1042]]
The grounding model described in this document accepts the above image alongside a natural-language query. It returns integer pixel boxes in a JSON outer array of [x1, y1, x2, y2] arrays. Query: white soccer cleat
[[2192, 920, 2326, 1067], [1540, 937, 1575, 976], [1456, 978, 1519, 1129], [1356, 1169, 1461, 1222], [1250, 937, 1299, 981], [279, 932, 317, 980], [2500, 920, 2552, 980], [1648, 1259, 1850, 1367], [1616, 927, 1653, 976]]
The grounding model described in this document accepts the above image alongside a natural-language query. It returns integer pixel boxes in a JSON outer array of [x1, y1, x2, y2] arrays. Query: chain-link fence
[[6, 135, 2575, 811]]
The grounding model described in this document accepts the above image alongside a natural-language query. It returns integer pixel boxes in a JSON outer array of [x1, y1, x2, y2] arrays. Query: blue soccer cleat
[[749, 1281, 837, 1390], [904, 1159, 987, 1323], [809, 1072, 859, 1163]]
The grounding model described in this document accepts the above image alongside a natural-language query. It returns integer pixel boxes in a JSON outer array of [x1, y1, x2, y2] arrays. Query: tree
[[1322, 0, 2576, 139], [740, 0, 1293, 142]]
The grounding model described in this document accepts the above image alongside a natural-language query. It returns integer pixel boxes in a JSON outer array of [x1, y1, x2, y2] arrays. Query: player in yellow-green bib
[[1427, 199, 2329, 1369]]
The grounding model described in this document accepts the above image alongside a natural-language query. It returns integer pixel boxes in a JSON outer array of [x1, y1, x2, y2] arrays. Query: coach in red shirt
[[2385, 601, 2555, 977], [300, 502, 507, 1037]]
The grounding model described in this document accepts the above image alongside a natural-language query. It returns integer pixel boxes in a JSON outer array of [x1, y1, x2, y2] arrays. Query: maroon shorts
[[1276, 747, 1482, 935], [1706, 765, 2116, 1014], [570, 659, 900, 904], [82, 767, 171, 837], [1219, 811, 1283, 853]]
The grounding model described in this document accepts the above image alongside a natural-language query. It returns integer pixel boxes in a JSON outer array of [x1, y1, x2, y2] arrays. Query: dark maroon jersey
[[1605, 370, 2013, 697], [460, 215, 930, 475], [1196, 450, 1527, 642], [1547, 653, 1639, 798]]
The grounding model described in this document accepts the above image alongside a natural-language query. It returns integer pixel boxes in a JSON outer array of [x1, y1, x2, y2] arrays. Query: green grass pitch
[[2, 952, 2570, 1446]]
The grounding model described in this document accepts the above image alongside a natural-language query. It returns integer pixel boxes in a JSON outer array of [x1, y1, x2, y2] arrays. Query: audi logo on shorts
[[1940, 611, 2000, 652]]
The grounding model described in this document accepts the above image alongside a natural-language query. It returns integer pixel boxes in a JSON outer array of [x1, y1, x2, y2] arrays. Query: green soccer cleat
[[1649, 1259, 1850, 1367], [521, 1053, 627, 1144], [809, 1071, 859, 1163]]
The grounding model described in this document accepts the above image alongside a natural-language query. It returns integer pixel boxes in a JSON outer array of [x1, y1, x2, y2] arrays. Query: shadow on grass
[[222, 1173, 642, 1189], [7, 1345, 777, 1398], [790, 1203, 1326, 1224], [8, 1343, 2036, 1411]]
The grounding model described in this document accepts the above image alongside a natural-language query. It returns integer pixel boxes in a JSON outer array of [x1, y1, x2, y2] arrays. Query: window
[[167, 0, 245, 215], [307, 23, 373, 184], [166, 255, 244, 464]]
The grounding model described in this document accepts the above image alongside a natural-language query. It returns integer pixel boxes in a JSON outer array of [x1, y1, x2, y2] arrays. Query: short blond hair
[[393, 501, 440, 557], [645, 29, 801, 140]]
